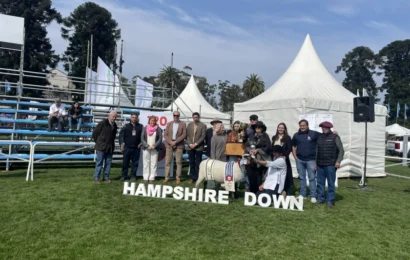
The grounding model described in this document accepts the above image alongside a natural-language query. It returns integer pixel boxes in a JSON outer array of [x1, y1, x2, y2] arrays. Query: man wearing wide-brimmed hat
[[205, 117, 222, 157], [315, 121, 344, 207]]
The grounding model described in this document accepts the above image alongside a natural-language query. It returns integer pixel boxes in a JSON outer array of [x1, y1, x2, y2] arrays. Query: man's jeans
[[316, 165, 336, 204], [93, 151, 113, 179], [296, 159, 316, 198], [188, 149, 203, 181], [121, 147, 141, 178], [68, 116, 83, 130]]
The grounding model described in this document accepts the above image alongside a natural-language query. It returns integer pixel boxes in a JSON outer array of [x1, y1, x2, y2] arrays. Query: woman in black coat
[[271, 122, 294, 194], [245, 121, 271, 193]]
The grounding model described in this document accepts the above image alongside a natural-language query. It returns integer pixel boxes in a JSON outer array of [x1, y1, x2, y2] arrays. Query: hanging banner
[[85, 68, 98, 104], [298, 114, 333, 132], [135, 78, 154, 108], [96, 57, 134, 108]]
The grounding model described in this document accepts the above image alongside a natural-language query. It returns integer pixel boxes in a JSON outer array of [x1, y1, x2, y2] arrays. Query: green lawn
[[0, 163, 409, 260]]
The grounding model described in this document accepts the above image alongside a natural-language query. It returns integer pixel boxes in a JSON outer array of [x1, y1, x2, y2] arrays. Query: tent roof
[[386, 123, 410, 136], [167, 75, 229, 119], [240, 34, 356, 105]]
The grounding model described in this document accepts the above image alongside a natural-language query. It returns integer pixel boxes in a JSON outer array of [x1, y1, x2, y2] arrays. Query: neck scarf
[[147, 124, 158, 136]]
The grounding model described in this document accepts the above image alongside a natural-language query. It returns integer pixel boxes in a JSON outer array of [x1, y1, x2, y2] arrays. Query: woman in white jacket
[[141, 116, 163, 182], [254, 145, 287, 201]]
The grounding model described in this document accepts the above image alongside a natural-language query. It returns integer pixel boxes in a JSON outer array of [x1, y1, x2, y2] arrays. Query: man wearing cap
[[205, 117, 222, 157], [255, 145, 287, 201], [48, 98, 67, 132], [163, 110, 186, 184], [315, 121, 344, 207], [186, 112, 207, 183], [205, 117, 222, 189], [243, 114, 258, 143], [292, 119, 338, 203]]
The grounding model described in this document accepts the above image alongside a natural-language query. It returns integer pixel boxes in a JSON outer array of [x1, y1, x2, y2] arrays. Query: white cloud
[[328, 5, 358, 17], [281, 16, 320, 24], [168, 5, 196, 24]]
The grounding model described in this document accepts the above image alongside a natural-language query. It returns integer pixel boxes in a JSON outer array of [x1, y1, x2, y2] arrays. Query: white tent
[[167, 75, 231, 127], [386, 124, 410, 136], [234, 34, 387, 178]]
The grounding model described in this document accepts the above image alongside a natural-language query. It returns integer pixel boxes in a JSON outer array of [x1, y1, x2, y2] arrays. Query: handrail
[[0, 140, 33, 180], [29, 142, 95, 181]]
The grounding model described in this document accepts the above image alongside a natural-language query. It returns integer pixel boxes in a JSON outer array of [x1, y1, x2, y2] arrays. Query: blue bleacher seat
[[0, 109, 93, 117], [0, 118, 95, 127], [122, 109, 140, 114], [0, 153, 95, 160], [0, 129, 92, 137], [0, 100, 93, 110], [182, 154, 208, 160]]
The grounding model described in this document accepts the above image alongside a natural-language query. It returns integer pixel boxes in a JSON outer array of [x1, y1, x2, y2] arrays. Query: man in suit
[[205, 117, 222, 157], [164, 110, 187, 184], [186, 112, 207, 183]]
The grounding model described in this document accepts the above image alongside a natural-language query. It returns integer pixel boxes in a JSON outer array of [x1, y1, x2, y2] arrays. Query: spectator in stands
[[119, 113, 143, 182], [68, 101, 83, 132], [243, 114, 258, 143], [255, 145, 287, 202], [92, 111, 118, 184], [205, 117, 222, 157], [292, 120, 338, 203], [245, 121, 271, 193], [210, 123, 227, 161], [164, 111, 186, 184], [141, 116, 163, 182], [271, 123, 294, 195], [186, 112, 207, 183], [315, 121, 344, 207], [48, 98, 66, 132]]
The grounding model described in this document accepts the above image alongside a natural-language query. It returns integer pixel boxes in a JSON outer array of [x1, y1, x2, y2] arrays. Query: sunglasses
[[173, 114, 180, 117]]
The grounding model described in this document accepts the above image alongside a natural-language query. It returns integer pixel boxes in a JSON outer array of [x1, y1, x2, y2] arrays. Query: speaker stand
[[348, 121, 374, 191]]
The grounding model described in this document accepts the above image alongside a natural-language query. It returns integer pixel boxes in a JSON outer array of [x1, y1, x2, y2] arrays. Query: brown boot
[[175, 178, 181, 185], [163, 178, 169, 184]]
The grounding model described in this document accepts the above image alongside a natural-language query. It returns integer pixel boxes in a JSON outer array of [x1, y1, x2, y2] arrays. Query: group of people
[[48, 98, 84, 132], [92, 111, 344, 207]]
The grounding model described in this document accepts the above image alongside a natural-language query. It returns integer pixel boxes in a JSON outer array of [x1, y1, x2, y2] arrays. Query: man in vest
[[315, 121, 344, 207]]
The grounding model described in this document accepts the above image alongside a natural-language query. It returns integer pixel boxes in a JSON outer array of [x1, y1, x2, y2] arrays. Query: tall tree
[[61, 2, 121, 80], [378, 40, 410, 119], [158, 66, 180, 107], [335, 46, 379, 100], [243, 74, 264, 99], [0, 0, 62, 97], [218, 81, 246, 112]]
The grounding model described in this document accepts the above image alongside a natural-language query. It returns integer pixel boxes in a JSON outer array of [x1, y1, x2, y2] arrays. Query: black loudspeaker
[[354, 96, 375, 123]]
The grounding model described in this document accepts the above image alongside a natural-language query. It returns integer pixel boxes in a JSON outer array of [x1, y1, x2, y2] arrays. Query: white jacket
[[263, 157, 287, 193], [49, 104, 66, 118]]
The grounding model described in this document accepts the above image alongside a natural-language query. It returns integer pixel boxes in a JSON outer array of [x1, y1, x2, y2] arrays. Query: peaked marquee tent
[[167, 75, 230, 126], [386, 124, 410, 136], [234, 34, 387, 178]]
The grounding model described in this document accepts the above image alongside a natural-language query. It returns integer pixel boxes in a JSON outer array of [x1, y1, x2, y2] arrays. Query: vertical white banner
[[135, 78, 154, 108], [96, 57, 134, 108]]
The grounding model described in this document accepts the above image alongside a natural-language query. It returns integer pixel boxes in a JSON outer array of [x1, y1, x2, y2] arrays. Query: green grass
[[0, 164, 409, 260]]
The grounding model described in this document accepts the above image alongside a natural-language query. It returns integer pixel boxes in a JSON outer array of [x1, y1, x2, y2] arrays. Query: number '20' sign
[[146, 116, 168, 127]]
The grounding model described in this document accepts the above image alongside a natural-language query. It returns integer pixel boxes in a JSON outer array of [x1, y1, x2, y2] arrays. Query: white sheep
[[195, 158, 245, 189]]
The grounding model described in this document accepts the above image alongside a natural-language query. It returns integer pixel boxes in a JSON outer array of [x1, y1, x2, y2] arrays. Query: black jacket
[[92, 119, 118, 153], [272, 135, 294, 189], [119, 122, 143, 148], [205, 128, 214, 157], [68, 106, 83, 117]]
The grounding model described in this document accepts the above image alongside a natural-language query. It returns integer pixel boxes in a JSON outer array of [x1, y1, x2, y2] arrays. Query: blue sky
[[48, 0, 410, 100]]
